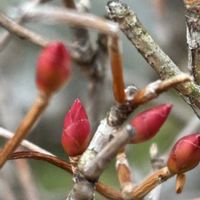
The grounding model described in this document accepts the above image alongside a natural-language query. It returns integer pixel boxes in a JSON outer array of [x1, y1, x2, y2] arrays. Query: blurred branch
[[0, 0, 51, 51], [24, 6, 119, 37], [0, 12, 49, 47], [146, 144, 165, 200], [0, 173, 16, 200], [62, 0, 94, 64], [15, 159, 39, 200], [106, 0, 200, 118], [0, 127, 53, 155], [62, 0, 108, 129], [63, 0, 76, 8]]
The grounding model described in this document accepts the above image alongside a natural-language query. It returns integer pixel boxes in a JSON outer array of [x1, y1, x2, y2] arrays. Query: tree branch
[[0, 12, 49, 47], [106, 0, 200, 118], [0, 0, 52, 50], [183, 0, 200, 84], [67, 125, 134, 200], [24, 6, 119, 37]]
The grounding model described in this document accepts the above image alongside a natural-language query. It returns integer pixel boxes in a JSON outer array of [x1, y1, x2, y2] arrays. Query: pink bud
[[36, 42, 71, 94], [130, 104, 172, 143], [167, 134, 200, 174], [62, 98, 91, 157]]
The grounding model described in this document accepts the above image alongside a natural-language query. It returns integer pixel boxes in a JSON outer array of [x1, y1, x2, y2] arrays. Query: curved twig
[[8, 151, 123, 200]]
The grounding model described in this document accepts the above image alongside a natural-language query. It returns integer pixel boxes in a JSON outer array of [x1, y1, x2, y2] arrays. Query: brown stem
[[176, 173, 186, 194], [131, 167, 173, 199], [62, 0, 76, 9], [108, 36, 126, 103], [0, 92, 50, 168], [8, 151, 123, 200], [132, 74, 191, 106], [116, 151, 133, 199]]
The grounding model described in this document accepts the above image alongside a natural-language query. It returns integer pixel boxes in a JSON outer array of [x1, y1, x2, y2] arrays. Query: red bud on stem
[[62, 98, 91, 157], [167, 133, 200, 174], [130, 104, 172, 143], [36, 42, 71, 94]]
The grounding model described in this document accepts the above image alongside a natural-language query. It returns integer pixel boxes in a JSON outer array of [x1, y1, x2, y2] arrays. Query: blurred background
[[0, 0, 200, 199]]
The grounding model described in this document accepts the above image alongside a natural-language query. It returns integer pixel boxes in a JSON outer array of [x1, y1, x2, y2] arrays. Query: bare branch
[[131, 167, 173, 199], [183, 0, 200, 84], [106, 0, 200, 118], [24, 6, 119, 37], [0, 12, 49, 47], [67, 125, 134, 200], [0, 0, 50, 50], [108, 36, 126, 103], [9, 151, 123, 200], [132, 74, 191, 106], [80, 125, 134, 181]]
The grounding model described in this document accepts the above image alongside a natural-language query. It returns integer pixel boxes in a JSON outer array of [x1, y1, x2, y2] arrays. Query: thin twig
[[24, 6, 119, 37], [108, 36, 126, 103], [132, 74, 191, 106], [8, 151, 123, 200], [0, 12, 49, 47], [131, 167, 173, 199], [0, 0, 50, 51], [0, 92, 50, 168]]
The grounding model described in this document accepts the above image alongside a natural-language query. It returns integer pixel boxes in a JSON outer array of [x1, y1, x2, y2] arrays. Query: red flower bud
[[130, 104, 172, 143], [62, 98, 91, 157], [36, 42, 71, 94], [167, 134, 200, 174]]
